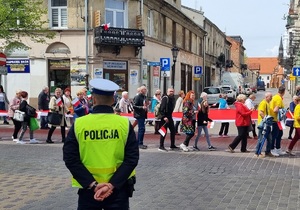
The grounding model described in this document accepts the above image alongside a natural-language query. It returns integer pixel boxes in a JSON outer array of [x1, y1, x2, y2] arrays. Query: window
[[147, 10, 153, 36], [105, 0, 127, 28], [267, 76, 269, 80], [50, 0, 67, 28]]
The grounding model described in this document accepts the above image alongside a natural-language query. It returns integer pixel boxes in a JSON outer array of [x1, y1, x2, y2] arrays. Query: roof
[[246, 57, 283, 75]]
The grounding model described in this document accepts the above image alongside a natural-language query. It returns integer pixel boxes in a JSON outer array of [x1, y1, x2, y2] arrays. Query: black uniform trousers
[[77, 186, 129, 210]]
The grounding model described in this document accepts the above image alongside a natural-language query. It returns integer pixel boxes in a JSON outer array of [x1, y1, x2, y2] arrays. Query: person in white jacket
[[173, 90, 185, 135]]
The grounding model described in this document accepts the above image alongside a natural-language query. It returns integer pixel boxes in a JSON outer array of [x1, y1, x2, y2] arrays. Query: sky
[[181, 0, 289, 57]]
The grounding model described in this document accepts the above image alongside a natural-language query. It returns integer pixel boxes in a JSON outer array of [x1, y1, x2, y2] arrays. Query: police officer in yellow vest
[[63, 78, 139, 210]]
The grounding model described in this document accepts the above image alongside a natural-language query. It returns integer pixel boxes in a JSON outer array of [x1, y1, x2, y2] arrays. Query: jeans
[[19, 121, 34, 140], [159, 118, 176, 147], [229, 126, 248, 152], [271, 122, 283, 150], [137, 118, 145, 145], [255, 126, 272, 154], [219, 122, 229, 135], [194, 126, 211, 147]]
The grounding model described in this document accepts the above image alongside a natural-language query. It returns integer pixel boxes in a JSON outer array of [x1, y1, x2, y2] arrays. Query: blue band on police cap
[[92, 88, 115, 96]]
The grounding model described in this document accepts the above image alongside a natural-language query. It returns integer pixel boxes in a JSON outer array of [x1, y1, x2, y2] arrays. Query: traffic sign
[[160, 58, 170, 71], [293, 67, 300, 76], [290, 74, 296, 81], [0, 53, 7, 66], [194, 66, 202, 74]]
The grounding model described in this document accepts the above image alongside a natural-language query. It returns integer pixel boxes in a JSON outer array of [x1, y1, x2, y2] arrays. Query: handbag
[[47, 112, 63, 125], [247, 124, 253, 132], [26, 104, 36, 117], [13, 110, 25, 121], [30, 117, 39, 131]]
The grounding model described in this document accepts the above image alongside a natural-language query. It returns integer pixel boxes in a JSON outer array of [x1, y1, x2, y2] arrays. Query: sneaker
[[16, 140, 26, 144], [12, 139, 18, 142], [158, 147, 168, 152], [139, 145, 147, 149], [286, 150, 295, 156], [276, 148, 286, 156], [30, 139, 40, 144], [271, 149, 279, 157], [11, 136, 14, 140], [265, 152, 275, 157], [170, 145, 180, 150], [228, 146, 234, 153], [193, 146, 200, 151], [3, 121, 9, 125], [218, 135, 223, 138], [208, 146, 216, 151], [223, 135, 229, 138], [180, 143, 189, 152]]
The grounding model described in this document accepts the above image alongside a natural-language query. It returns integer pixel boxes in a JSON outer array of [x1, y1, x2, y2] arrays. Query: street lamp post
[[171, 46, 179, 89]]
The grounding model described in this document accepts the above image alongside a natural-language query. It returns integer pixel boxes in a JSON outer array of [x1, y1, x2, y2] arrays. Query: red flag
[[277, 121, 286, 130], [87, 94, 92, 101], [207, 121, 214, 129], [56, 98, 62, 106], [102, 23, 110, 30], [158, 125, 167, 137], [72, 98, 80, 106]]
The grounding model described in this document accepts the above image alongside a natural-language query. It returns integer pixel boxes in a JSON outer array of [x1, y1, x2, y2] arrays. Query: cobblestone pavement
[[0, 89, 298, 209]]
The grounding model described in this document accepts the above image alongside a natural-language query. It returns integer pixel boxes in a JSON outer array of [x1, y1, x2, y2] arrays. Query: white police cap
[[89, 78, 119, 96]]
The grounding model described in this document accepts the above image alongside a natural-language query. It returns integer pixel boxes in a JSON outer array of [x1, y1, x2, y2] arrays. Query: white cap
[[89, 78, 119, 96]]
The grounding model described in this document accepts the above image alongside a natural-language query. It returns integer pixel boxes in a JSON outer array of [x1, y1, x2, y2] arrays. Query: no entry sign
[[0, 53, 7, 66]]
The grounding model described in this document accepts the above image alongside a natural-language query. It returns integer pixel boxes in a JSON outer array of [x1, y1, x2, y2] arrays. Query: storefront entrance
[[103, 70, 128, 91], [48, 59, 70, 95]]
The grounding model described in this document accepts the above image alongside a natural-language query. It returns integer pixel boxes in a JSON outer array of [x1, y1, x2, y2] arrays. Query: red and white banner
[[207, 122, 214, 129]]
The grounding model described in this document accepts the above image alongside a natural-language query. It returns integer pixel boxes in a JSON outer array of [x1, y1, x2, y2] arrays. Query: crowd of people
[[1, 83, 300, 158]]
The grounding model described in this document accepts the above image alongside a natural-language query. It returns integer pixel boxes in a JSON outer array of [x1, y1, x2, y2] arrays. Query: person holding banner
[[218, 94, 230, 137], [269, 85, 286, 156], [194, 100, 216, 151], [286, 96, 300, 155], [180, 90, 197, 152], [287, 96, 297, 140], [46, 88, 69, 143], [228, 94, 252, 153]]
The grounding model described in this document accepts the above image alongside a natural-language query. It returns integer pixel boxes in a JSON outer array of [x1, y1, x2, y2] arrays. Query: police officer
[[63, 78, 139, 210]]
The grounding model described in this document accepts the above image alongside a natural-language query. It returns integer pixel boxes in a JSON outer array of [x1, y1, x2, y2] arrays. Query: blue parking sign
[[160, 58, 170, 71], [194, 66, 202, 74]]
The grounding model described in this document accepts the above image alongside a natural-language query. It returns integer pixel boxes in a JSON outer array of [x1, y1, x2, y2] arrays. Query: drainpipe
[[85, 0, 89, 89], [140, 0, 143, 87]]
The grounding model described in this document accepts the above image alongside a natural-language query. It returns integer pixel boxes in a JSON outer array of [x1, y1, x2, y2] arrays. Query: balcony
[[94, 26, 145, 56]]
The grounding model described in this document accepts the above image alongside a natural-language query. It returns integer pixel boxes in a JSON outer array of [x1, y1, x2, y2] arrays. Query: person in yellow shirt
[[269, 86, 285, 156], [286, 96, 300, 155], [255, 92, 273, 157]]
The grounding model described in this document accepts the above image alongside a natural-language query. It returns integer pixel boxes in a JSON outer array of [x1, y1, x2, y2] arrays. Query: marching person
[[158, 88, 178, 151], [151, 89, 162, 134], [173, 90, 185, 135], [46, 88, 69, 143], [17, 91, 39, 144], [62, 87, 74, 126], [63, 78, 139, 209], [287, 95, 298, 140], [8, 89, 23, 141], [73, 90, 91, 120], [218, 94, 230, 137], [245, 94, 258, 139], [0, 85, 10, 124], [228, 94, 253, 153], [180, 90, 197, 152], [38, 86, 50, 129]]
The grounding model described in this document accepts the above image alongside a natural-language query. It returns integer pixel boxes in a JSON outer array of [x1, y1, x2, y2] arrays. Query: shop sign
[[6, 59, 30, 73], [103, 61, 127, 70]]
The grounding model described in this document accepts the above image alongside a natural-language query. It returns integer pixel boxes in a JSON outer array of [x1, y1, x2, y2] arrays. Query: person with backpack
[[157, 88, 178, 151]]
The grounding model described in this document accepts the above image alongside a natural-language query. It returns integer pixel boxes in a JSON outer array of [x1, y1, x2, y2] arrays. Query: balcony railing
[[94, 26, 145, 55]]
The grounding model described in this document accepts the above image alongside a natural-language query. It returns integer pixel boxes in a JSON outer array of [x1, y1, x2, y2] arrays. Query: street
[[0, 88, 299, 210]]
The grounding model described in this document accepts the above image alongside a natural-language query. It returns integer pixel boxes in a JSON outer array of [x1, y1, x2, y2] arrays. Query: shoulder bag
[[13, 110, 25, 122], [47, 112, 63, 125]]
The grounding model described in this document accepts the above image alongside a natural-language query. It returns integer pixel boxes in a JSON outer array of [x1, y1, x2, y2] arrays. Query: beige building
[[0, 0, 207, 104]]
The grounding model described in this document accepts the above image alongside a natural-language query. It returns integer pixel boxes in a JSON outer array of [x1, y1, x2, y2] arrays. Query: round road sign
[[0, 53, 7, 66]]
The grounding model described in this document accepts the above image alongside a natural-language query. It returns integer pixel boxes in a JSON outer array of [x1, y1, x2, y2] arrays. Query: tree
[[0, 0, 55, 52]]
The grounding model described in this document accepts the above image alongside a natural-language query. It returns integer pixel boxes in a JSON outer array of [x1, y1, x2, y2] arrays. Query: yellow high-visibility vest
[[72, 113, 135, 188]]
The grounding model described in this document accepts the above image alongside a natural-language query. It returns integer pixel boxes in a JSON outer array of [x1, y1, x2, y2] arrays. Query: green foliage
[[0, 0, 55, 51]]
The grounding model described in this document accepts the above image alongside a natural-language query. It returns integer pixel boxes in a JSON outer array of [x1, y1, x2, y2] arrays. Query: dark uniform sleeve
[[63, 124, 95, 189], [109, 123, 139, 189]]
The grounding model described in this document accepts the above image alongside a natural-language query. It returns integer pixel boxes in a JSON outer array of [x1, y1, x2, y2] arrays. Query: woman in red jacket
[[228, 94, 253, 153]]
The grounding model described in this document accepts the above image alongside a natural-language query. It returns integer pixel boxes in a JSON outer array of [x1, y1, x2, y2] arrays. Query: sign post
[[160, 58, 170, 95]]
